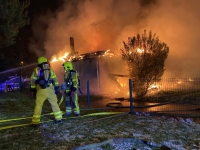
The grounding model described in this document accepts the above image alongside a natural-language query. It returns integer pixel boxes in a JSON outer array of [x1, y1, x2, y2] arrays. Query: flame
[[178, 81, 182, 84], [128, 48, 145, 54], [148, 84, 160, 89], [135, 47, 152, 54], [51, 52, 69, 62], [51, 57, 58, 62], [147, 83, 161, 95], [136, 48, 144, 53], [189, 78, 194, 82], [50, 49, 116, 63]]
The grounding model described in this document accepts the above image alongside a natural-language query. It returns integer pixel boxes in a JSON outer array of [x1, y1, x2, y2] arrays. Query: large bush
[[121, 30, 169, 98]]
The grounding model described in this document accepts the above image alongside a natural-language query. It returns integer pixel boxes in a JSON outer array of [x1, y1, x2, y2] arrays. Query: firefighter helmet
[[63, 61, 73, 70], [38, 56, 47, 64]]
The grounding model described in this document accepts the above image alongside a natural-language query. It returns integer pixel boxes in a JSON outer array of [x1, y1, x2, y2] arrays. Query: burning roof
[[51, 49, 117, 63]]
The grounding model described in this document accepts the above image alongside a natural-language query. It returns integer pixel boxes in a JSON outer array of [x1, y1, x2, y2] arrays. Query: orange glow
[[51, 57, 59, 62], [189, 78, 194, 82], [136, 48, 144, 53], [147, 83, 161, 95], [50, 49, 116, 63], [51, 52, 69, 62], [178, 81, 182, 84], [148, 84, 160, 90]]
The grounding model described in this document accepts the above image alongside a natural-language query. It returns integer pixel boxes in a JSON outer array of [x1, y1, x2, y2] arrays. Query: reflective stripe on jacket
[[64, 70, 78, 92]]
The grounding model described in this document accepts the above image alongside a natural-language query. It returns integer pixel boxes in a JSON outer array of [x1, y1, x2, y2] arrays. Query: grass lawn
[[0, 90, 200, 150]]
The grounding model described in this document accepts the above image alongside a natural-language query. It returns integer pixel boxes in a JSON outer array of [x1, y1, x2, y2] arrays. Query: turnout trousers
[[32, 87, 62, 124], [65, 92, 80, 115]]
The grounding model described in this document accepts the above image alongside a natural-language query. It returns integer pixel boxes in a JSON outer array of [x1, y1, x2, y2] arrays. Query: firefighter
[[61, 61, 80, 116], [30, 56, 63, 126]]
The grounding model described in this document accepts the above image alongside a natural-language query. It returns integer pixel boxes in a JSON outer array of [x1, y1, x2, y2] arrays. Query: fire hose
[[58, 95, 64, 106]]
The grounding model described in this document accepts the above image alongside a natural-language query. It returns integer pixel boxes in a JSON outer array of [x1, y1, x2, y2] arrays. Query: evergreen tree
[[0, 0, 30, 48], [121, 30, 169, 98]]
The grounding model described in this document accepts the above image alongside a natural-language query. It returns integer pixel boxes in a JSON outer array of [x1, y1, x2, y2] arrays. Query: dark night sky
[[13, 0, 62, 63], [0, 0, 62, 72], [28, 0, 61, 19], [26, 0, 62, 42]]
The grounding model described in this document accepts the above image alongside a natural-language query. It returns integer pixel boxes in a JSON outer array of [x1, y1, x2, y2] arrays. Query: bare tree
[[121, 30, 169, 98]]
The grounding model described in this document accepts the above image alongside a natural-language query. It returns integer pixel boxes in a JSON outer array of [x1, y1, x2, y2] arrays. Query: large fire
[[49, 48, 166, 96], [50, 49, 116, 63], [47, 32, 199, 96], [51, 52, 69, 62]]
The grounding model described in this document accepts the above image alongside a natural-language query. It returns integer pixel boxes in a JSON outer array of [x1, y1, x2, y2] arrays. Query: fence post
[[4, 83, 8, 93], [129, 79, 134, 114], [87, 80, 90, 108]]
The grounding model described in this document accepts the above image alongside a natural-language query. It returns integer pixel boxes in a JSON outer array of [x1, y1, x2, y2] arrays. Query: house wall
[[72, 56, 129, 96]]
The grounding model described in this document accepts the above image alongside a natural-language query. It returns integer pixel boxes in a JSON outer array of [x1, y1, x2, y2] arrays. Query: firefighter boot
[[54, 119, 63, 124]]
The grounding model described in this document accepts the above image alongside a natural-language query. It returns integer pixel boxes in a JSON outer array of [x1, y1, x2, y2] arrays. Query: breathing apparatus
[[36, 56, 51, 88]]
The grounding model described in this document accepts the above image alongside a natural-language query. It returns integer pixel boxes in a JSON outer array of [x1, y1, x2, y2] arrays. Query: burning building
[[50, 37, 129, 97]]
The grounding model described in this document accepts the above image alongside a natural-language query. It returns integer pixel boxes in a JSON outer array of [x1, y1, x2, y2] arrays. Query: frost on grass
[[68, 114, 200, 150], [1, 93, 200, 150]]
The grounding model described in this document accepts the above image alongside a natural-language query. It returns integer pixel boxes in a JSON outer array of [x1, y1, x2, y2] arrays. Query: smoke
[[29, 0, 200, 79]]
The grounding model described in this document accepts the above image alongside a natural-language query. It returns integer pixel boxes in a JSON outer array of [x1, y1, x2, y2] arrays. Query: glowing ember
[[189, 78, 194, 82], [148, 83, 160, 90], [136, 48, 144, 53], [178, 81, 182, 84]]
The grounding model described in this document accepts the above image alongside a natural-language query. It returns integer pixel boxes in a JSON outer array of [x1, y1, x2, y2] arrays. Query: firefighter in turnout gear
[[61, 61, 80, 116], [30, 56, 63, 126]]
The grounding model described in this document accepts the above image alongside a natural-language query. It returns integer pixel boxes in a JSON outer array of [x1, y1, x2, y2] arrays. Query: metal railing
[[86, 78, 200, 117], [146, 77, 200, 95]]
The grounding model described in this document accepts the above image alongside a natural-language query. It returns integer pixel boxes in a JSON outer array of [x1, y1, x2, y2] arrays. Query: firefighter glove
[[54, 86, 60, 95]]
